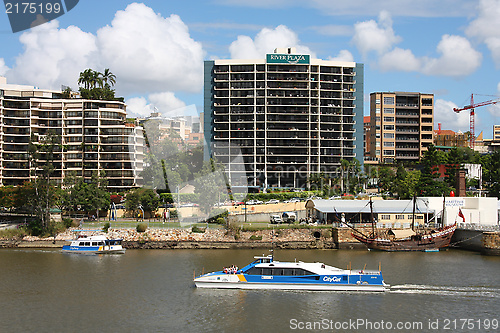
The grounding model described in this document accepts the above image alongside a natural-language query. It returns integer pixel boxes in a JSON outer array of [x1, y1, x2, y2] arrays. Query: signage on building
[[445, 198, 465, 207], [266, 54, 310, 64]]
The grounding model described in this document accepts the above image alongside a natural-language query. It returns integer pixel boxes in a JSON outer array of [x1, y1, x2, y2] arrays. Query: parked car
[[282, 212, 297, 223], [270, 214, 283, 224], [266, 199, 280, 204]]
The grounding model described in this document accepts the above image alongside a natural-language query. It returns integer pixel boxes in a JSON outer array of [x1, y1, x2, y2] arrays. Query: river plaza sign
[[266, 54, 310, 64]]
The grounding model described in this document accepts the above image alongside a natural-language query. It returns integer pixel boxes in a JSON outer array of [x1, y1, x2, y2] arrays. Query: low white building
[[306, 197, 499, 228], [420, 197, 498, 227]]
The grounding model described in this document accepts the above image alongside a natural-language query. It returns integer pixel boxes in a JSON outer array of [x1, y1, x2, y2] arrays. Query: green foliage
[[191, 226, 205, 233], [136, 222, 148, 233], [481, 150, 500, 197], [169, 209, 179, 218], [78, 68, 117, 101], [249, 235, 262, 241], [62, 217, 73, 228], [206, 209, 228, 224], [103, 222, 111, 233], [126, 188, 160, 216]]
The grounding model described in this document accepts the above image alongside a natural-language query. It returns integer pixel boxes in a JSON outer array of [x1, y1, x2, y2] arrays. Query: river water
[[1, 248, 499, 333]]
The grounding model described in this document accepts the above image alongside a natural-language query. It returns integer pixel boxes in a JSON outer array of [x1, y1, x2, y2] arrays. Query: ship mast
[[369, 197, 375, 237]]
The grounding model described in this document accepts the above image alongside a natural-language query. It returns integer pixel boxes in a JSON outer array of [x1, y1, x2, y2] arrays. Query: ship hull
[[352, 224, 456, 252]]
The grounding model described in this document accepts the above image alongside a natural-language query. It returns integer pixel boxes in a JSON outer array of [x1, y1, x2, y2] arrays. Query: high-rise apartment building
[[0, 77, 144, 191], [369, 92, 434, 164], [204, 48, 364, 190]]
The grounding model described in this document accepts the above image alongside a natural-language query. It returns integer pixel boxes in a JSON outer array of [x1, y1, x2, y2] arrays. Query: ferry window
[[92, 242, 98, 246], [262, 268, 272, 275], [245, 267, 261, 275], [283, 269, 294, 276]]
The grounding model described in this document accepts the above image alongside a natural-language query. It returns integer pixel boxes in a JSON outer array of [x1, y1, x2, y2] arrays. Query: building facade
[[369, 92, 434, 164], [0, 77, 144, 191], [204, 48, 364, 190]]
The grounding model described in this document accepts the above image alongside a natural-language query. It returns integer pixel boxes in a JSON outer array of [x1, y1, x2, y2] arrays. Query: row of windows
[[380, 215, 424, 220], [245, 267, 315, 276]]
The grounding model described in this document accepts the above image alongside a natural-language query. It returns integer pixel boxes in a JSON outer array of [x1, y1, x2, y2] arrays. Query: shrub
[[191, 226, 205, 233], [216, 217, 226, 225], [249, 235, 262, 241], [102, 222, 110, 233], [62, 217, 73, 228], [136, 222, 148, 233]]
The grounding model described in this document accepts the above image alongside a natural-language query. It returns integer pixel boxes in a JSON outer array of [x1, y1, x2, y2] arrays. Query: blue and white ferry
[[62, 235, 125, 254], [194, 254, 389, 292]]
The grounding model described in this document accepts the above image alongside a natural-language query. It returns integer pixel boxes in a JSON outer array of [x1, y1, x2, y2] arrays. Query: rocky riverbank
[[0, 227, 338, 250]]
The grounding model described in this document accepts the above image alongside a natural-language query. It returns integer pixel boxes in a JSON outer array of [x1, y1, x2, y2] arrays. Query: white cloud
[[4, 3, 204, 97], [352, 11, 401, 57], [351, 12, 481, 77], [149, 92, 187, 115], [0, 58, 8, 76], [126, 91, 187, 118], [379, 47, 421, 72], [434, 99, 470, 132], [466, 0, 500, 67], [126, 96, 152, 117], [6, 20, 97, 90], [328, 50, 354, 62], [229, 25, 315, 59], [421, 35, 482, 77], [97, 3, 204, 95]]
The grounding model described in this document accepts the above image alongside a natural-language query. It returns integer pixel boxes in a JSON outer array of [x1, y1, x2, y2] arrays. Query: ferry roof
[[308, 199, 434, 214]]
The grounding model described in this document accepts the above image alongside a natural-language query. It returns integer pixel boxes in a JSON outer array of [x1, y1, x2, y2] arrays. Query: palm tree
[[89, 70, 102, 89], [101, 68, 116, 87], [78, 68, 93, 90]]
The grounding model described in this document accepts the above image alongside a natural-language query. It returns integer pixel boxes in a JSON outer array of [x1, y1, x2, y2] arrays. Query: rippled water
[[0, 248, 499, 332]]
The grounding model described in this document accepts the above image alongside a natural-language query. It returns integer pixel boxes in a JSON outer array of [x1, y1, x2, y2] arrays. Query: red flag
[[458, 208, 465, 223]]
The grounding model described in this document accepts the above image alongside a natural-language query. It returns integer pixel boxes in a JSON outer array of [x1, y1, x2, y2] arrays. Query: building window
[[380, 215, 390, 220], [383, 150, 394, 156], [383, 125, 394, 130], [384, 133, 394, 138], [396, 215, 405, 220], [375, 99, 381, 104], [383, 96, 394, 104], [384, 107, 394, 113], [375, 116, 380, 122], [383, 117, 394, 122], [383, 142, 394, 147], [376, 108, 381, 114]]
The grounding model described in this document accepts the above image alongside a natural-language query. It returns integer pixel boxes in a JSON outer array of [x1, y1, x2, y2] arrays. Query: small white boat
[[194, 254, 389, 292], [62, 235, 125, 254]]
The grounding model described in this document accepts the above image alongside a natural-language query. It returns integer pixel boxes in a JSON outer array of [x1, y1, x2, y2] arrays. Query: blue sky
[[1, 0, 500, 138]]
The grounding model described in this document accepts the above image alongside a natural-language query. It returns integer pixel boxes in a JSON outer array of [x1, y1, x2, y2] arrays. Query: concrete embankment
[[0, 227, 338, 250], [482, 232, 500, 255]]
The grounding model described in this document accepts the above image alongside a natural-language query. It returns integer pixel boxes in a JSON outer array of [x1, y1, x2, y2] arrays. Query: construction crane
[[453, 94, 500, 149]]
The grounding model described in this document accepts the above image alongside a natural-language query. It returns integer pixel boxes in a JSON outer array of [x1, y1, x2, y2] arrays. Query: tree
[[417, 145, 450, 196], [125, 188, 160, 219], [482, 150, 500, 197], [101, 68, 116, 87], [26, 131, 63, 231]]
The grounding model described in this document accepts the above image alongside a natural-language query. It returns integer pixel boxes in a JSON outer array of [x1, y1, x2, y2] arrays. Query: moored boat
[[349, 197, 457, 252], [351, 224, 457, 252], [62, 235, 125, 254], [194, 254, 389, 291]]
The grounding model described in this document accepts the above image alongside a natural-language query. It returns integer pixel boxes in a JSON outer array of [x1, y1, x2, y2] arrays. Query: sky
[[1, 0, 500, 138]]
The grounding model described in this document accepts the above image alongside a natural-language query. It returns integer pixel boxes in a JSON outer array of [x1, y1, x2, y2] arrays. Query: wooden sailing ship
[[349, 198, 456, 252]]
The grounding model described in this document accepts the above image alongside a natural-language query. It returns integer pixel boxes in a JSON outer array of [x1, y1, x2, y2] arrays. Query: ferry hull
[[194, 280, 388, 292], [62, 246, 125, 254]]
